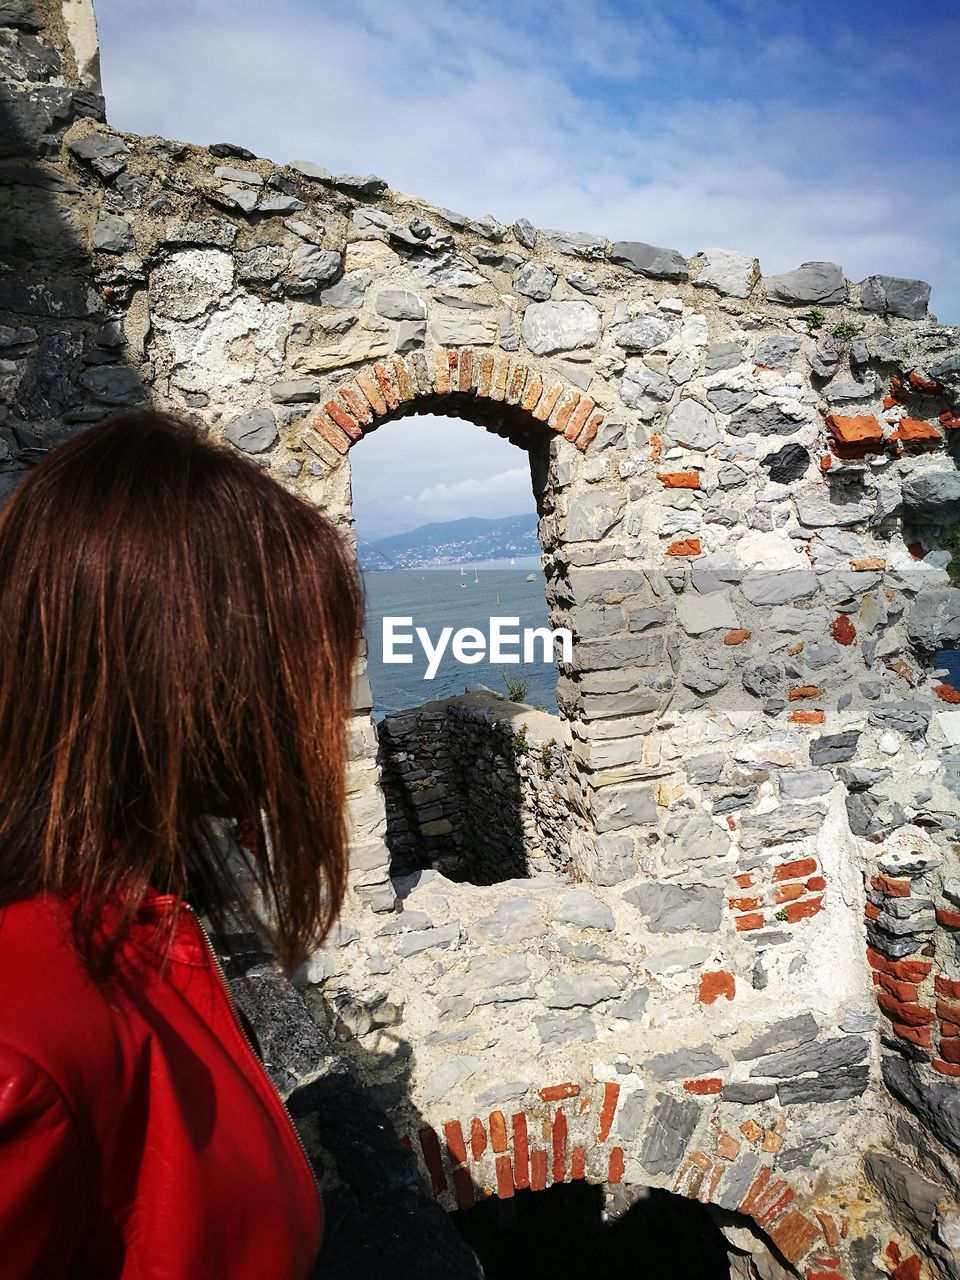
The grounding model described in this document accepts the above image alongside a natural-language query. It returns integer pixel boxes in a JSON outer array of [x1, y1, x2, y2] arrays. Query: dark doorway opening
[[454, 1181, 734, 1280]]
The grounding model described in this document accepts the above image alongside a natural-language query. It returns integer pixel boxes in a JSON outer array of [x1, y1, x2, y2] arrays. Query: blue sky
[[94, 0, 960, 537]]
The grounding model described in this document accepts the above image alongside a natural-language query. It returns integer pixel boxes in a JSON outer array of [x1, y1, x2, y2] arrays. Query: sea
[[362, 557, 560, 720]]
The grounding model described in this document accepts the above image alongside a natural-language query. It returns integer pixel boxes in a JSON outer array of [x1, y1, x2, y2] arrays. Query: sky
[[94, 0, 960, 539]]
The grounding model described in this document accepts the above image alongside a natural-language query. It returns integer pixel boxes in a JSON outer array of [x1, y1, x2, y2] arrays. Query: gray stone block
[[375, 289, 426, 320], [223, 407, 278, 454], [868, 702, 931, 736], [778, 769, 834, 800], [721, 1082, 776, 1104], [535, 1011, 596, 1047], [639, 1094, 701, 1174], [765, 261, 847, 305], [590, 784, 658, 832], [520, 300, 601, 355], [648, 1045, 726, 1080], [614, 316, 673, 352], [727, 401, 804, 437], [754, 335, 801, 368], [78, 365, 145, 406], [556, 889, 615, 931], [863, 1152, 943, 1235], [610, 241, 688, 282], [665, 398, 720, 449], [541, 228, 606, 258], [749, 1034, 868, 1078], [733, 1014, 819, 1061], [776, 1065, 869, 1104], [809, 730, 860, 765], [92, 213, 134, 253], [860, 274, 930, 320], [906, 589, 960, 652], [546, 974, 622, 1008], [513, 262, 556, 301], [625, 882, 723, 933], [705, 341, 742, 372]]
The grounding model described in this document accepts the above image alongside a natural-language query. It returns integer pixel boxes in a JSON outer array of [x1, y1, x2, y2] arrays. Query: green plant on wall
[[806, 307, 826, 332], [502, 671, 528, 703], [513, 724, 530, 757], [947, 523, 960, 583], [830, 320, 861, 341]]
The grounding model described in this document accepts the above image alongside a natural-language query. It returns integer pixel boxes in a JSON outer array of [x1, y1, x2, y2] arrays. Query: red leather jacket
[[0, 892, 322, 1278]]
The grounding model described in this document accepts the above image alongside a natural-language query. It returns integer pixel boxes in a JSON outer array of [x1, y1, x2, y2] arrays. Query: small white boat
[[526, 573, 536, 581]]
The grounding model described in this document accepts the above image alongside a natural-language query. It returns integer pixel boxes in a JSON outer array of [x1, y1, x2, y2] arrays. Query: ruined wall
[[4, 3, 960, 1275], [378, 690, 572, 882]]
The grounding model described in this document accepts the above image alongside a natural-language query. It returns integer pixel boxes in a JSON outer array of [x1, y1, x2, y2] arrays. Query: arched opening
[[349, 405, 572, 886]]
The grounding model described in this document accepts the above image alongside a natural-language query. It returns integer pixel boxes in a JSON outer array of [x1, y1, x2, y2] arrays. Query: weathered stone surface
[[690, 247, 758, 298], [613, 316, 672, 352], [394, 923, 460, 957], [556, 889, 615, 932], [860, 274, 931, 320], [422, 1056, 480, 1102], [610, 241, 688, 282], [520, 300, 601, 355], [590, 784, 657, 831], [270, 378, 320, 403], [513, 218, 537, 250], [648, 1046, 726, 1081], [92, 212, 134, 253], [375, 289, 426, 320], [721, 1083, 776, 1104], [705, 341, 742, 372], [762, 442, 810, 484], [335, 173, 388, 197], [151, 248, 233, 321], [665, 398, 720, 449], [902, 469, 960, 519], [779, 769, 834, 799], [864, 1153, 943, 1235], [565, 491, 623, 541], [546, 974, 621, 1008], [223, 407, 278, 453], [286, 245, 341, 293], [430, 316, 498, 346], [237, 245, 287, 282], [727, 400, 804, 437], [513, 262, 556, 301], [473, 899, 546, 945], [906, 589, 960, 652], [78, 365, 144, 405], [777, 1067, 869, 1104], [640, 1094, 701, 1174], [868, 702, 931, 736], [734, 1014, 819, 1061], [754, 335, 801, 367], [320, 273, 369, 309], [625, 882, 723, 933], [535, 1012, 596, 1046], [676, 591, 739, 635], [750, 1035, 868, 1078], [618, 365, 673, 413], [540, 228, 606, 258], [738, 805, 825, 850], [765, 261, 847, 305], [740, 570, 818, 606]]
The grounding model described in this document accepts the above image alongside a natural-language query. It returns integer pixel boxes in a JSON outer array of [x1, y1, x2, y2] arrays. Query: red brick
[[806, 1272, 844, 1280], [443, 1120, 467, 1166], [739, 1168, 771, 1215], [830, 615, 856, 646], [453, 1164, 475, 1210], [938, 907, 960, 929], [530, 1148, 548, 1192], [532, 381, 562, 422], [908, 371, 939, 393], [775, 882, 807, 904], [552, 390, 581, 435], [577, 410, 604, 450], [774, 858, 818, 882], [933, 993, 960, 1022], [340, 385, 374, 426], [564, 396, 595, 443], [734, 873, 755, 889], [650, 434, 663, 460], [724, 629, 752, 646], [730, 896, 763, 911], [877, 991, 934, 1026], [699, 970, 736, 1004], [457, 348, 474, 395], [813, 1211, 841, 1248], [790, 709, 825, 724], [826, 413, 883, 445], [893, 417, 942, 444], [666, 537, 702, 557], [939, 1036, 960, 1065], [866, 948, 931, 983], [684, 1077, 723, 1095], [539, 1082, 580, 1102], [892, 1258, 922, 1280], [756, 1184, 795, 1229], [571, 1146, 586, 1180], [495, 1153, 514, 1200], [310, 415, 351, 455], [607, 1147, 625, 1185], [372, 362, 400, 411], [788, 685, 824, 701], [597, 1081, 620, 1143], [356, 369, 388, 415], [935, 684, 960, 704], [476, 352, 495, 398], [865, 901, 881, 921], [943, 1021, 960, 1038], [488, 1111, 507, 1153], [871, 873, 910, 898], [893, 1023, 932, 1049], [716, 1131, 741, 1161], [656, 470, 700, 488], [770, 1212, 822, 1265], [392, 357, 416, 403], [785, 896, 823, 923], [933, 1058, 960, 1078], [507, 361, 527, 405], [419, 1126, 447, 1197], [520, 371, 543, 411], [876, 973, 919, 1002], [736, 912, 765, 931], [511, 1114, 529, 1190], [937, 976, 960, 999], [941, 410, 960, 430], [470, 1117, 487, 1161], [552, 1109, 567, 1184]]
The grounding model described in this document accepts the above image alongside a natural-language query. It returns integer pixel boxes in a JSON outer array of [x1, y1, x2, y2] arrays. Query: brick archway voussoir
[[305, 348, 605, 462]]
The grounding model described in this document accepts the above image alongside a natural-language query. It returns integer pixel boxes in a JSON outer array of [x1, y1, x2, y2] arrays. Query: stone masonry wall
[[378, 690, 572, 883], [5, 4, 960, 1275]]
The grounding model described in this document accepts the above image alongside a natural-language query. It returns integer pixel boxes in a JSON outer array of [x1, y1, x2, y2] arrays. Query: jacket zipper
[[182, 905, 321, 1202]]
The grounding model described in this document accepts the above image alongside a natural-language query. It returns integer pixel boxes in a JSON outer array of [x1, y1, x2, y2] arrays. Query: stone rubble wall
[[4, 2, 960, 1275], [378, 690, 572, 883]]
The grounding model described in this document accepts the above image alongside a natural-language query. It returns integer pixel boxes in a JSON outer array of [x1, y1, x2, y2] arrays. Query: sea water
[[362, 558, 559, 720]]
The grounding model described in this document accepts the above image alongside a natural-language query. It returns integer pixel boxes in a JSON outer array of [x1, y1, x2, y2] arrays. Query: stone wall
[[378, 690, 572, 883], [5, 3, 960, 1275]]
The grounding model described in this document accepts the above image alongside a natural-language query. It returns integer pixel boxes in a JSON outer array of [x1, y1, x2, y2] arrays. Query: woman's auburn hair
[[0, 411, 363, 976]]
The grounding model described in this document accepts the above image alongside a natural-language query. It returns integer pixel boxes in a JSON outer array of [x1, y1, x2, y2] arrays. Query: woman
[[0, 411, 362, 1277]]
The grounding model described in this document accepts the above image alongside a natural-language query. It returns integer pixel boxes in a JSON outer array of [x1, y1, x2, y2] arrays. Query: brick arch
[[405, 1076, 856, 1278], [305, 347, 606, 461]]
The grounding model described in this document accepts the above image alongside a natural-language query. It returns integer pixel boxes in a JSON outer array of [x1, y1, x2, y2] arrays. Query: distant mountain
[[358, 513, 539, 569]]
